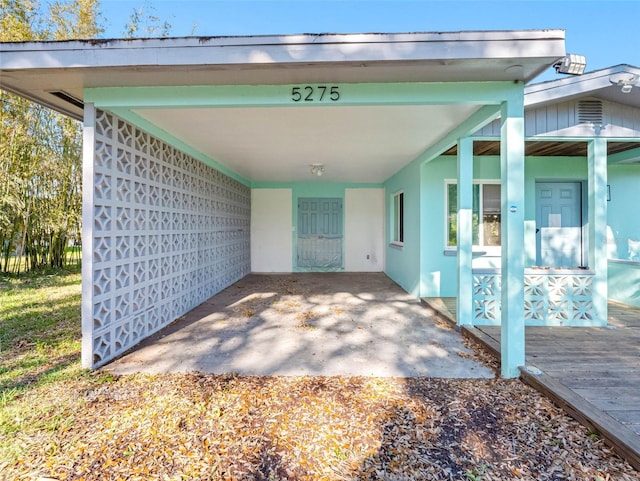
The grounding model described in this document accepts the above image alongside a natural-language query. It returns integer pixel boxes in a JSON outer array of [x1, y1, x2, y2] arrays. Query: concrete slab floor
[[104, 273, 494, 378]]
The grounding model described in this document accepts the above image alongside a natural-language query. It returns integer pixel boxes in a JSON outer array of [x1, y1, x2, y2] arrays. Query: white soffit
[[134, 104, 480, 183]]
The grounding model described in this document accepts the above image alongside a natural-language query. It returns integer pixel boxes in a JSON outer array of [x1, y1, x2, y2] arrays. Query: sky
[[97, 0, 640, 83]]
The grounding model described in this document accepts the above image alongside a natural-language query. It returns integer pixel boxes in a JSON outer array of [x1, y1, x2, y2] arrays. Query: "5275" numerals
[[291, 85, 340, 102]]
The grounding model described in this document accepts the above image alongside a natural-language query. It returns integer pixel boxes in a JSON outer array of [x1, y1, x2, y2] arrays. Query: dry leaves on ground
[[3, 374, 637, 481]]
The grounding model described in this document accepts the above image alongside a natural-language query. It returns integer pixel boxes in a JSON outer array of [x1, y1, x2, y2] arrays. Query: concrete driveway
[[104, 273, 494, 378]]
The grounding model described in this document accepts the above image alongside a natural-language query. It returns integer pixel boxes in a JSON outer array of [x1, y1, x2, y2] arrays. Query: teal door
[[297, 197, 343, 268], [535, 182, 584, 267]]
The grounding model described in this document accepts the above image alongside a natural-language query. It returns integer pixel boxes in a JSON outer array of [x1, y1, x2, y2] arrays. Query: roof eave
[[525, 64, 640, 108], [1, 29, 566, 120]]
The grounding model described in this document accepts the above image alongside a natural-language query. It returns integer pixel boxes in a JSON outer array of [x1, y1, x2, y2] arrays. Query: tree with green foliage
[[0, 0, 177, 273], [0, 0, 102, 273]]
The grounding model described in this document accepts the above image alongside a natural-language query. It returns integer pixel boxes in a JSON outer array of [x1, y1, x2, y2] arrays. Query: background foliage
[[0, 0, 102, 273], [0, 0, 171, 274]]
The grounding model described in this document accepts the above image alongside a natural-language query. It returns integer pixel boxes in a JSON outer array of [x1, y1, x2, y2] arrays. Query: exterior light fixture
[[310, 164, 325, 176], [553, 54, 587, 75], [610, 73, 639, 94]]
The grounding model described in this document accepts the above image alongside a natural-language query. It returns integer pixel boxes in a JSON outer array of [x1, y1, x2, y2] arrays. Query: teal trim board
[[608, 146, 640, 164], [85, 82, 520, 110], [252, 182, 383, 189]]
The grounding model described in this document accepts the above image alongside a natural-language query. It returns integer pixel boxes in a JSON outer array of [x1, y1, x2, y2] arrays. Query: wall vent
[[48, 90, 84, 110], [577, 100, 603, 124]]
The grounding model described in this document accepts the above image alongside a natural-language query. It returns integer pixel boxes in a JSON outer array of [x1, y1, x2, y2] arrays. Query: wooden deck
[[422, 297, 640, 471]]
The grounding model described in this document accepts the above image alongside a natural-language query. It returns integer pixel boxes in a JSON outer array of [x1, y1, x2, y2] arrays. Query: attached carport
[[0, 30, 566, 375]]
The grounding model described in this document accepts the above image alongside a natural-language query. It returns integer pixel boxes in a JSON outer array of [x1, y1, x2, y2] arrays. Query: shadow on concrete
[[103, 273, 494, 378]]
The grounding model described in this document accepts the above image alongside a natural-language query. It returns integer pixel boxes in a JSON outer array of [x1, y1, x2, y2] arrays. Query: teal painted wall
[[384, 158, 421, 297], [607, 164, 640, 261], [608, 261, 640, 307], [420, 156, 456, 297], [420, 155, 589, 297], [420, 155, 501, 297], [606, 164, 640, 307]]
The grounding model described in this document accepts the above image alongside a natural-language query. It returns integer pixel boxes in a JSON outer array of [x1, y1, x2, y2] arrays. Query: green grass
[[0, 265, 85, 395], [0, 265, 93, 464]]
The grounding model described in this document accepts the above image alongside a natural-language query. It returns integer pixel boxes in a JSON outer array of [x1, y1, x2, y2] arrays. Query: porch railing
[[472, 268, 594, 326]]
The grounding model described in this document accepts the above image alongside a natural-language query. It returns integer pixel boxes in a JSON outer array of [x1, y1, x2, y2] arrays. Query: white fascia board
[[525, 64, 640, 107], [1, 30, 565, 71]]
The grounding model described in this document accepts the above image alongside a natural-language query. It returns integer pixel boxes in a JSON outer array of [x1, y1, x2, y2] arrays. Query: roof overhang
[[525, 64, 640, 109], [442, 64, 640, 161], [1, 30, 566, 120], [1, 30, 566, 183]]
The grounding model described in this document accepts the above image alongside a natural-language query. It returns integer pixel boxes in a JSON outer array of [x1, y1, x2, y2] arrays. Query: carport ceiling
[[1, 31, 567, 183], [134, 103, 479, 183]]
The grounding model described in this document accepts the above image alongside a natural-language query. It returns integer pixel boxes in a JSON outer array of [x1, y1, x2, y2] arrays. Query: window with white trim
[[446, 181, 501, 248], [392, 191, 404, 245]]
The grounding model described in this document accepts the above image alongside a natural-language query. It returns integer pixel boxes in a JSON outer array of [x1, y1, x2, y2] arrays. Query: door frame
[[296, 196, 344, 271], [534, 180, 588, 268]]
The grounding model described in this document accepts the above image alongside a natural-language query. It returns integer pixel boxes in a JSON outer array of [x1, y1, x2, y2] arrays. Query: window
[[446, 182, 501, 248], [392, 191, 404, 245]]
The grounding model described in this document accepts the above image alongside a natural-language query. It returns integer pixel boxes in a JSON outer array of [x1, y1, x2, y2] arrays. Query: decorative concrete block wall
[[84, 109, 250, 367], [472, 271, 594, 325]]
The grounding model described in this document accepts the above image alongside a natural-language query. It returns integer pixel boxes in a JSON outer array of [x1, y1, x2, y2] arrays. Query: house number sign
[[291, 85, 341, 102]]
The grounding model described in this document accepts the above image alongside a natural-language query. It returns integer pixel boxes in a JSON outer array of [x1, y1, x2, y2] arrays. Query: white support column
[[500, 96, 526, 378], [457, 137, 474, 326], [81, 103, 96, 369], [588, 138, 608, 324]]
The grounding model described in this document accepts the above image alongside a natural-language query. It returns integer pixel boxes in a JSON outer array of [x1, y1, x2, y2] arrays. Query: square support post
[[81, 103, 96, 369], [500, 96, 525, 378], [588, 138, 608, 324], [457, 137, 474, 326]]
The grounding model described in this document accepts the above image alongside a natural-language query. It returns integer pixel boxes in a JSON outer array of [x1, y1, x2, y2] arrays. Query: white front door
[[535, 182, 584, 268]]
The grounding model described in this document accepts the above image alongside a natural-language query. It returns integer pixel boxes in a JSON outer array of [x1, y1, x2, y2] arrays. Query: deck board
[[421, 297, 640, 471]]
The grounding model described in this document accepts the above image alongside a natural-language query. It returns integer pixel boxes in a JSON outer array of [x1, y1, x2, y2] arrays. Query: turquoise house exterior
[[4, 31, 637, 378], [409, 64, 640, 320]]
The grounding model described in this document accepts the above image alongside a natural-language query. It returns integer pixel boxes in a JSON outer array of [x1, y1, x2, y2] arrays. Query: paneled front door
[[535, 182, 584, 268], [297, 197, 343, 268]]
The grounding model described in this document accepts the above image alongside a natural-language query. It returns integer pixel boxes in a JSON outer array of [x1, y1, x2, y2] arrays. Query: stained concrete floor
[[104, 273, 494, 378]]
